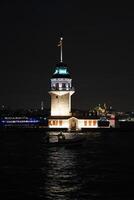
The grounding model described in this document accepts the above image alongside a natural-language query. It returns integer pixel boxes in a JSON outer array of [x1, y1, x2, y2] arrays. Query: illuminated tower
[[49, 37, 75, 116]]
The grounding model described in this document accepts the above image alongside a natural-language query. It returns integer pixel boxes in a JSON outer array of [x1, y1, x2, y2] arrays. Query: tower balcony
[[51, 86, 75, 92]]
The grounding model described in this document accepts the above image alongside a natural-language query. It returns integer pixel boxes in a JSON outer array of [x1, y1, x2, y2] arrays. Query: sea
[[0, 130, 134, 200]]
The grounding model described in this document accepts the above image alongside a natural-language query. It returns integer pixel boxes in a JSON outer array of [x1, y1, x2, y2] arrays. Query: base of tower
[[48, 116, 115, 131]]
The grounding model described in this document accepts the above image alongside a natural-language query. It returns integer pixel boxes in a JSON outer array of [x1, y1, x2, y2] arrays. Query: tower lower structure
[[49, 63, 75, 116]]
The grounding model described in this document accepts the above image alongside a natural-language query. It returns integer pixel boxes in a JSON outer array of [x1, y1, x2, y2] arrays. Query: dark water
[[0, 131, 134, 200]]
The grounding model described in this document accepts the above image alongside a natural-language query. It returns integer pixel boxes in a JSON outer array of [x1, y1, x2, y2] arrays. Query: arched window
[[62, 83, 66, 89], [56, 83, 59, 89]]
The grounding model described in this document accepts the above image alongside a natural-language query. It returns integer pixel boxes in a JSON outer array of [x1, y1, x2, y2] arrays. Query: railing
[[51, 86, 75, 91]]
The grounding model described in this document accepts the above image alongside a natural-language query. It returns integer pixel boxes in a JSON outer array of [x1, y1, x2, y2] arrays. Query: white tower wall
[[49, 90, 74, 116]]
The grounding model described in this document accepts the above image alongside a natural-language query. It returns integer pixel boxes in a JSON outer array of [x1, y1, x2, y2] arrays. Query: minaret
[[41, 101, 44, 111], [49, 37, 75, 116]]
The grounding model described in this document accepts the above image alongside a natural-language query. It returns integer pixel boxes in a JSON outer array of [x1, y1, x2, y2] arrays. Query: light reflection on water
[[40, 131, 134, 200], [1, 130, 134, 199], [40, 132, 107, 200], [41, 147, 80, 200]]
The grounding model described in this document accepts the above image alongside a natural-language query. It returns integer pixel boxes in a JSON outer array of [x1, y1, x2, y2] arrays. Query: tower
[[49, 37, 75, 116], [41, 101, 44, 111]]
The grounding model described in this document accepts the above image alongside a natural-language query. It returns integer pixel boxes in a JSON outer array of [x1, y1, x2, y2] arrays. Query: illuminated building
[[49, 37, 74, 116], [49, 64, 74, 116], [0, 117, 47, 128], [48, 38, 115, 130]]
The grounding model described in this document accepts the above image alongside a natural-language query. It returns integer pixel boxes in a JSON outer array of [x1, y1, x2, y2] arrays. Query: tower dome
[[52, 63, 71, 78]]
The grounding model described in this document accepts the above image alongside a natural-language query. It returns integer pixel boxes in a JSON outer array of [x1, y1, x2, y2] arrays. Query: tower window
[[56, 83, 59, 89], [62, 83, 66, 89], [56, 96, 58, 98]]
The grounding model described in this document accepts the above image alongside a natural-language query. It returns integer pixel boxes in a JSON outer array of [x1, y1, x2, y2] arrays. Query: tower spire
[[58, 37, 63, 63]]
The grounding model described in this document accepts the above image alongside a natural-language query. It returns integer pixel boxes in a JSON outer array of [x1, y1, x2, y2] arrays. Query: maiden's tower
[[48, 38, 115, 130]]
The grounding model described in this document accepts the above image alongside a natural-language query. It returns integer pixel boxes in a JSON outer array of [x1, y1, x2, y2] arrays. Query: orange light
[[84, 121, 87, 126]]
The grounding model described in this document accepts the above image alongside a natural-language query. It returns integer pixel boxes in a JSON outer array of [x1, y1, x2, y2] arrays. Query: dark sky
[[0, 1, 134, 111]]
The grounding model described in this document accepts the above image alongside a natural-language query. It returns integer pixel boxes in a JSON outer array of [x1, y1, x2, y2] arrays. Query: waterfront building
[[48, 38, 115, 130]]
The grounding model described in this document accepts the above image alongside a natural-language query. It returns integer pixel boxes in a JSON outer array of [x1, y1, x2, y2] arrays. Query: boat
[[44, 131, 85, 147]]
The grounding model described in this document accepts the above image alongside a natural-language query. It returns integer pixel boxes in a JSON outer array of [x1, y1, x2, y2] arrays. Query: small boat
[[44, 132, 85, 147]]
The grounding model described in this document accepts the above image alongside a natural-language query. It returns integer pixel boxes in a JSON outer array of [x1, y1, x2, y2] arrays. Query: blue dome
[[52, 63, 71, 78]]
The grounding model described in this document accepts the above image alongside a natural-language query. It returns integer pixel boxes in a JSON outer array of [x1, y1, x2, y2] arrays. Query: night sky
[[0, 1, 134, 111]]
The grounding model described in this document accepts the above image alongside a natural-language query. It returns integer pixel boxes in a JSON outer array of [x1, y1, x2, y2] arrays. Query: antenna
[[58, 37, 63, 62]]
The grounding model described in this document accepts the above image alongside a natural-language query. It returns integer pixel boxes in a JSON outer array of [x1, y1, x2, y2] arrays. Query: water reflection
[[40, 132, 103, 200], [40, 131, 129, 199], [0, 130, 133, 199], [41, 146, 81, 200]]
